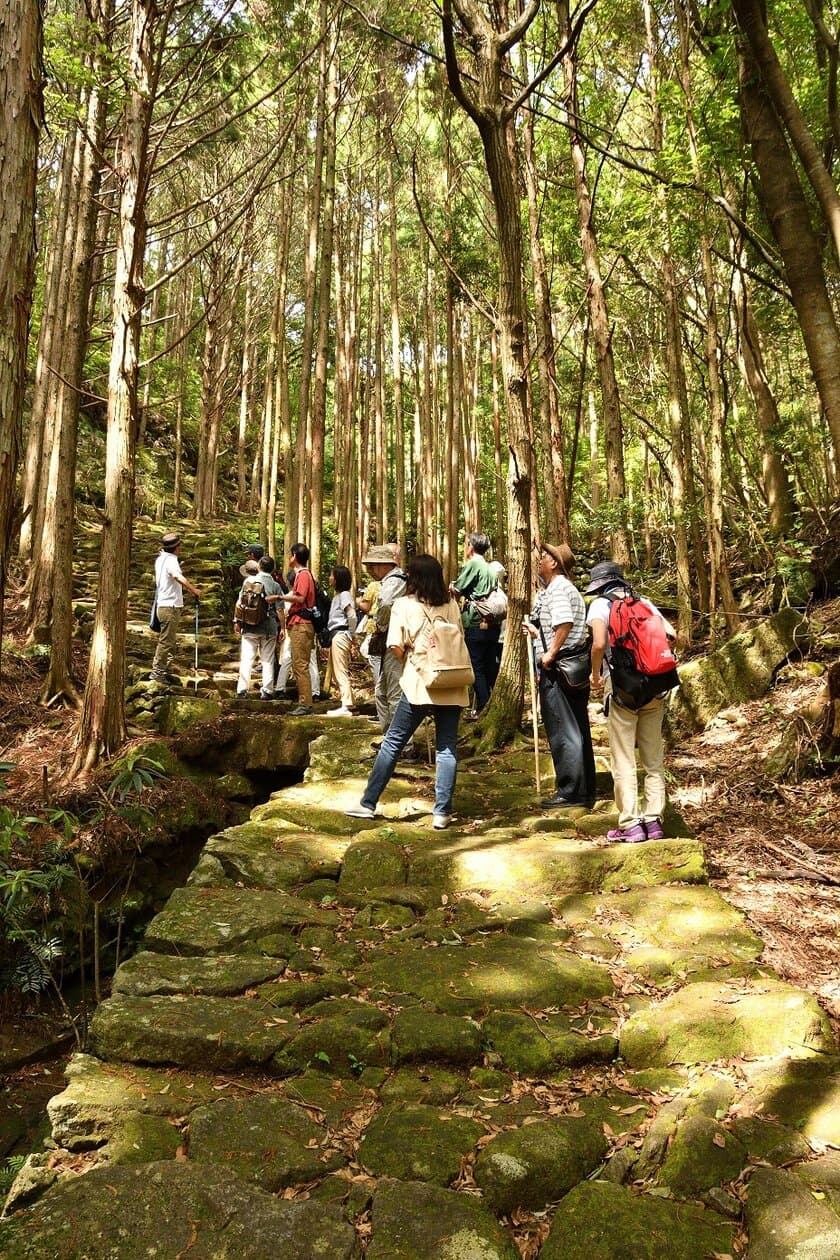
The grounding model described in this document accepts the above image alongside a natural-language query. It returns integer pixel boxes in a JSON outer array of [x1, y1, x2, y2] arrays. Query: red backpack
[[606, 592, 680, 709]]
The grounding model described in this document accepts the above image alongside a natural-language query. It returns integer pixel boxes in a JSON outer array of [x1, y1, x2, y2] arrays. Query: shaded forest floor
[[2, 594, 839, 1038]]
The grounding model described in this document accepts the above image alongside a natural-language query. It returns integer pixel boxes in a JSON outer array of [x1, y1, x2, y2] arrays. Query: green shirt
[[453, 555, 496, 629]]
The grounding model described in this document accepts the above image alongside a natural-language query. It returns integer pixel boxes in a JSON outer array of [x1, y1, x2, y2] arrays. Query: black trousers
[[539, 673, 596, 805]]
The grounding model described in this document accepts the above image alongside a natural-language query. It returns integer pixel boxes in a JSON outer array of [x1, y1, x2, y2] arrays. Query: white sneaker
[[327, 706, 354, 717], [432, 814, 451, 830], [346, 805, 377, 819]]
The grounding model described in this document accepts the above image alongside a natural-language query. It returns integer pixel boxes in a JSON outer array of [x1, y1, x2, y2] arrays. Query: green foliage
[[0, 1155, 27, 1198], [105, 752, 166, 803]]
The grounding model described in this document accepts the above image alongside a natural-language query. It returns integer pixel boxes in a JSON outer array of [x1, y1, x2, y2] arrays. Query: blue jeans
[[464, 625, 500, 712], [361, 694, 461, 816]]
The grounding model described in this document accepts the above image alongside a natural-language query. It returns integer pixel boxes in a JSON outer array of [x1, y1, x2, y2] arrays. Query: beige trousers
[[606, 685, 667, 826], [289, 621, 316, 705], [152, 605, 182, 677], [330, 630, 354, 708]]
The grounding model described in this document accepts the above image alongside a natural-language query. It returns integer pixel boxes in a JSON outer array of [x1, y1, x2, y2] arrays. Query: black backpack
[[236, 578, 268, 627], [309, 584, 333, 646]]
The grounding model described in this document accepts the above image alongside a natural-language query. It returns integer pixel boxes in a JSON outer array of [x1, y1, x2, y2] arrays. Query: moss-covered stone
[[98, 1111, 182, 1165], [620, 979, 834, 1068], [214, 772, 254, 800], [189, 1095, 345, 1189], [339, 837, 407, 893], [256, 974, 355, 1009], [282, 1072, 369, 1126], [89, 995, 297, 1070], [358, 1104, 484, 1185], [482, 1010, 617, 1074], [659, 1115, 746, 1195], [540, 1180, 735, 1259], [732, 1116, 811, 1165], [275, 1004, 390, 1078], [473, 1116, 607, 1212], [143, 885, 339, 955], [739, 1058, 840, 1145], [578, 1091, 653, 1136], [46, 1054, 218, 1150], [159, 695, 221, 735], [379, 1066, 465, 1106], [112, 952, 285, 997], [391, 1008, 483, 1066], [357, 934, 613, 1016], [201, 827, 345, 889], [745, 1166, 840, 1260], [0, 1161, 359, 1259], [367, 1178, 519, 1260]]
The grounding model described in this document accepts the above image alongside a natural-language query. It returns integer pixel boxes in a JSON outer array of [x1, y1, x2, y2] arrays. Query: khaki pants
[[152, 605, 182, 677], [330, 631, 354, 708], [289, 621, 316, 705], [375, 649, 403, 732], [606, 684, 666, 827]]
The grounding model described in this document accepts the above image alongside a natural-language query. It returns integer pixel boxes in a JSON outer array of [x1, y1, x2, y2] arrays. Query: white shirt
[[155, 551, 184, 608], [532, 576, 587, 651], [328, 590, 357, 634]]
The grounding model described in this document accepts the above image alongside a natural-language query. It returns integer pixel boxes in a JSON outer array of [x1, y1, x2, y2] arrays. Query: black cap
[[584, 560, 625, 595], [246, 543, 264, 560]]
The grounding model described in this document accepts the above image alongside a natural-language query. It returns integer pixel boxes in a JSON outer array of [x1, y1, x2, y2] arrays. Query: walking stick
[[525, 633, 542, 798], [193, 599, 199, 693]]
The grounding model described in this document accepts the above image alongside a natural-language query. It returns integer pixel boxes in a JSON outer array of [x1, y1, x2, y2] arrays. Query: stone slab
[[112, 952, 286, 997], [367, 1178, 518, 1260], [143, 885, 339, 955]]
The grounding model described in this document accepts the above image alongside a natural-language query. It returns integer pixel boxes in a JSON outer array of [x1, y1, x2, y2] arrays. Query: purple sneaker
[[606, 822, 647, 843], [644, 818, 665, 840]]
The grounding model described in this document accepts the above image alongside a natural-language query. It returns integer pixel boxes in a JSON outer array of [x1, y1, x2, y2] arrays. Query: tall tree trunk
[[235, 267, 253, 512], [738, 30, 840, 474], [72, 0, 158, 774], [387, 139, 407, 554], [561, 6, 629, 564]]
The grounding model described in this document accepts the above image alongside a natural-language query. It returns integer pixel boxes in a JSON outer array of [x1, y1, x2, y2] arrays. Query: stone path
[[3, 706, 840, 1259]]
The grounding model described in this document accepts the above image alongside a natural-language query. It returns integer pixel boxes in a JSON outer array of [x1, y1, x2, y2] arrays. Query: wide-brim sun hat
[[239, 559, 260, 576], [584, 560, 625, 595], [362, 545, 397, 565], [162, 532, 180, 550], [541, 542, 575, 575]]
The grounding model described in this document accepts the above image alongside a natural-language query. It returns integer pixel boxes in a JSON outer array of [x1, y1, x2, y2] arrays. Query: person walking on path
[[362, 544, 407, 732], [450, 531, 501, 714], [234, 556, 284, 699], [150, 532, 202, 684], [326, 565, 358, 716], [586, 560, 675, 842], [279, 542, 317, 714], [524, 542, 595, 809], [347, 554, 469, 829], [357, 573, 382, 690]]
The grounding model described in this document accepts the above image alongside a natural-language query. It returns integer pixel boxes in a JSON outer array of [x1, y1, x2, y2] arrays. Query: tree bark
[[71, 0, 159, 775], [1, 0, 42, 648]]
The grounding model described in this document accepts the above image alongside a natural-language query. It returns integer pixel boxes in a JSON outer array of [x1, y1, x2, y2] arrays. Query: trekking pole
[[525, 632, 542, 798], [193, 599, 199, 693]]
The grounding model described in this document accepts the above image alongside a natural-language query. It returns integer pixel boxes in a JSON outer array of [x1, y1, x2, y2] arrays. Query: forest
[[1, 0, 840, 1251]]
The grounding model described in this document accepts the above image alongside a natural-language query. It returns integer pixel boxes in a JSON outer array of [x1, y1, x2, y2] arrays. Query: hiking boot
[[236, 690, 250, 699], [606, 822, 647, 844], [289, 705, 314, 716], [346, 805, 378, 819], [259, 690, 276, 701], [539, 793, 577, 809], [644, 818, 665, 840], [432, 814, 451, 830], [327, 706, 354, 717]]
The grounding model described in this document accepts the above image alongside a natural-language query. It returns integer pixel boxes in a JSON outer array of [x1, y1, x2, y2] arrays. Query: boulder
[[358, 1104, 484, 1185], [738, 1058, 840, 1145], [339, 837, 407, 893], [379, 1066, 465, 1107], [142, 885, 339, 955], [620, 979, 834, 1067], [745, 1166, 840, 1260], [200, 826, 345, 889], [112, 952, 286, 997], [274, 1001, 390, 1077], [540, 1180, 735, 1259], [473, 1116, 607, 1212], [481, 1010, 617, 1075], [391, 1008, 483, 1066], [188, 1095, 345, 1189], [159, 695, 221, 735], [0, 1161, 359, 1259], [659, 1115, 746, 1196], [367, 1178, 518, 1260], [89, 995, 296, 1069]]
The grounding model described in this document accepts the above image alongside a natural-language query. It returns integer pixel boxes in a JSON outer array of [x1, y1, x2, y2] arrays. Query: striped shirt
[[532, 576, 588, 652]]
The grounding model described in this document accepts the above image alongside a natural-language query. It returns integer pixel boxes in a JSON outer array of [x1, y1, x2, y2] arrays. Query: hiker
[[523, 542, 595, 809], [150, 532, 202, 684], [244, 541, 263, 563], [357, 572, 382, 689], [275, 635, 320, 702], [347, 553, 470, 830], [362, 544, 407, 732], [234, 556, 284, 699], [586, 560, 676, 842], [326, 565, 358, 716], [279, 543, 318, 714], [487, 559, 507, 674], [451, 532, 501, 713]]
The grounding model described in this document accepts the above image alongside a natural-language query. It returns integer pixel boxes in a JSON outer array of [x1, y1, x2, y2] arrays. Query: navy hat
[[246, 542, 264, 560], [584, 560, 625, 595]]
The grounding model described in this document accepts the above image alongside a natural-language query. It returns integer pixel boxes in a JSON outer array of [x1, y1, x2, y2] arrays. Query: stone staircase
[[4, 710, 839, 1258]]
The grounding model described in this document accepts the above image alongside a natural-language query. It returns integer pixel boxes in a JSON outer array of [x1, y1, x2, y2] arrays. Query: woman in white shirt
[[347, 554, 468, 829], [326, 565, 357, 716]]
